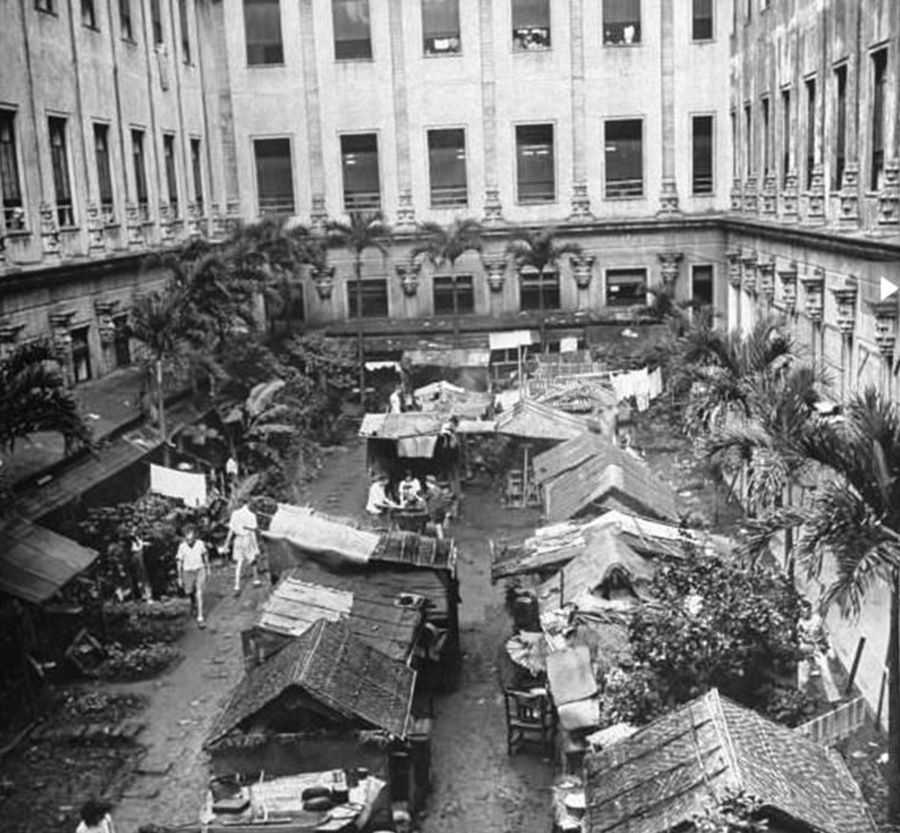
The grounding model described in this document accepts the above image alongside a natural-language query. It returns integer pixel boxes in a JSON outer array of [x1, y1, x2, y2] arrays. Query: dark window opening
[[179, 0, 191, 61], [606, 268, 646, 307], [113, 315, 131, 367], [692, 265, 714, 307], [605, 119, 643, 198], [428, 129, 467, 208], [0, 110, 25, 231], [341, 133, 380, 210], [254, 138, 295, 215], [190, 138, 203, 210], [163, 134, 179, 216], [781, 88, 790, 184], [433, 275, 474, 316], [131, 129, 149, 220], [512, 0, 550, 50], [82, 0, 97, 28], [333, 0, 372, 60], [71, 327, 92, 383], [35, 0, 54, 13], [94, 124, 114, 223], [805, 77, 816, 189], [244, 0, 284, 65], [744, 103, 752, 176], [119, 0, 132, 39], [692, 115, 713, 195], [730, 110, 737, 178], [692, 0, 712, 40], [150, 0, 163, 44], [603, 0, 640, 45], [516, 124, 555, 204], [348, 279, 388, 318], [520, 268, 560, 312], [872, 49, 887, 191], [834, 65, 847, 190], [49, 117, 74, 227], [761, 96, 770, 176], [423, 0, 460, 55]]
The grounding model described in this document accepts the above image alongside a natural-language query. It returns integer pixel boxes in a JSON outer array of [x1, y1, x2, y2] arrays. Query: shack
[[205, 618, 432, 822]]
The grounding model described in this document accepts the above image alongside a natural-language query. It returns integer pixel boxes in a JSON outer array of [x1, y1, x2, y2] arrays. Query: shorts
[[183, 567, 206, 595], [232, 534, 259, 564]]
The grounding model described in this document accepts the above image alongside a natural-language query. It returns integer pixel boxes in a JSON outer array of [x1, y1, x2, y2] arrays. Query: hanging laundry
[[648, 366, 663, 400], [150, 463, 208, 508], [397, 434, 439, 458]]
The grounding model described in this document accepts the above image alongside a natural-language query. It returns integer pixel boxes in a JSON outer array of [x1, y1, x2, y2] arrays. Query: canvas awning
[[489, 330, 538, 351], [0, 518, 98, 604], [265, 504, 381, 564]]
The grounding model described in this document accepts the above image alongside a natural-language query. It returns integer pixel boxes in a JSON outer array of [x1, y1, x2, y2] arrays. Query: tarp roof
[[495, 399, 593, 441], [359, 412, 494, 439], [584, 689, 878, 833], [402, 347, 491, 368], [207, 619, 416, 746], [265, 504, 380, 564], [0, 518, 98, 603]]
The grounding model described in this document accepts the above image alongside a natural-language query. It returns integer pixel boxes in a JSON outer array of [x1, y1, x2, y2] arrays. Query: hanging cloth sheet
[[397, 435, 439, 458], [149, 464, 207, 508], [648, 367, 663, 400]]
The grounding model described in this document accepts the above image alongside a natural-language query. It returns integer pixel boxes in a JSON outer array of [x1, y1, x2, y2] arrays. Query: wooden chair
[[504, 687, 555, 756]]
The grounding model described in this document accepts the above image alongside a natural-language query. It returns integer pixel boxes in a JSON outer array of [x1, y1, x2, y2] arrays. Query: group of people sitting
[[366, 469, 456, 538]]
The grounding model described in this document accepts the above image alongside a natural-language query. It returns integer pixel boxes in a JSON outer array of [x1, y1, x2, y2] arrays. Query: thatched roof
[[584, 689, 877, 833], [207, 619, 416, 747]]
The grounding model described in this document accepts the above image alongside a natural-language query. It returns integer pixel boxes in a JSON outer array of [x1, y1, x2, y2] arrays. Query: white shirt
[[366, 481, 392, 515], [225, 457, 239, 477], [228, 505, 258, 538], [399, 478, 422, 504], [176, 539, 207, 571], [389, 391, 402, 413]]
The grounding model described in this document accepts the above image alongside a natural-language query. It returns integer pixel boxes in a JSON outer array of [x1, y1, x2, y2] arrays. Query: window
[[131, 129, 149, 219], [113, 315, 131, 367], [254, 138, 295, 215], [422, 0, 459, 55], [605, 268, 646, 307], [428, 128, 467, 207], [190, 138, 203, 210], [341, 133, 380, 210], [333, 0, 372, 60], [603, 0, 640, 45], [150, 0, 163, 44], [179, 0, 191, 61], [515, 123, 554, 203], [781, 88, 790, 183], [244, 0, 283, 65], [761, 96, 770, 175], [692, 115, 713, 194], [805, 76, 816, 189], [743, 103, 752, 176], [48, 117, 74, 227], [512, 0, 550, 50], [35, 0, 54, 13], [691, 264, 714, 307], [163, 134, 179, 216], [520, 268, 560, 311], [82, 0, 96, 27], [347, 279, 388, 318], [71, 327, 92, 383], [604, 119, 643, 198], [0, 110, 25, 231], [872, 49, 887, 191], [433, 275, 474, 316], [834, 65, 847, 190], [94, 124, 114, 223], [692, 0, 712, 40], [119, 0, 132, 39], [730, 109, 737, 177]]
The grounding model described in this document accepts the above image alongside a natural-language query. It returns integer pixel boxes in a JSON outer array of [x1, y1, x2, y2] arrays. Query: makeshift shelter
[[206, 618, 432, 814], [495, 400, 594, 443], [584, 688, 878, 833], [414, 380, 494, 419]]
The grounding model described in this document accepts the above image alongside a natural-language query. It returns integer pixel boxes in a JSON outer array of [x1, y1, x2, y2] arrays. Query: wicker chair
[[503, 687, 555, 756]]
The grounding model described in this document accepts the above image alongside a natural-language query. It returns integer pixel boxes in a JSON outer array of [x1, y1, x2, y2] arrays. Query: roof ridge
[[710, 689, 745, 790], [298, 618, 327, 682]]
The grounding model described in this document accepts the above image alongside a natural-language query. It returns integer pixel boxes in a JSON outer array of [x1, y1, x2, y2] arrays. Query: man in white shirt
[[224, 501, 260, 595], [176, 525, 209, 628], [398, 470, 424, 508], [366, 475, 400, 516]]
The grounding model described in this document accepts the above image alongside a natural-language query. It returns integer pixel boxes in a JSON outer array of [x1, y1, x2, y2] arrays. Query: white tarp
[[149, 463, 207, 508], [559, 337, 579, 353], [489, 330, 538, 351], [265, 503, 380, 564]]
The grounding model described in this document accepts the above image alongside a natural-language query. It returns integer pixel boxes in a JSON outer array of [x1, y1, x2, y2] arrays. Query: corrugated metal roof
[[0, 518, 98, 603], [532, 432, 615, 484], [585, 689, 878, 833], [207, 619, 416, 746], [495, 400, 592, 441]]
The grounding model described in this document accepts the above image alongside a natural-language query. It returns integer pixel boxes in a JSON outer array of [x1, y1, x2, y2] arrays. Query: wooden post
[[846, 636, 866, 696]]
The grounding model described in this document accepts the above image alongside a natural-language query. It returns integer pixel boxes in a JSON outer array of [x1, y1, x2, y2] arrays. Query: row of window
[[334, 265, 715, 318], [36, 0, 193, 62], [244, 0, 715, 66], [0, 109, 204, 231], [734, 46, 889, 194], [253, 116, 716, 216]]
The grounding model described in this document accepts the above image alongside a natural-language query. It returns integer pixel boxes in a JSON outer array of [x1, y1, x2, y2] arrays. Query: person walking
[[176, 525, 209, 628], [224, 500, 261, 596]]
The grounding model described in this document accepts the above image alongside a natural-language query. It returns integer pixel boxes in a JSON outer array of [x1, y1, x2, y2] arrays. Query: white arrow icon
[[880, 275, 899, 302]]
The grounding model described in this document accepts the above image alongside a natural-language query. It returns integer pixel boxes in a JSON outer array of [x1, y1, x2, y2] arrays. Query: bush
[[102, 599, 191, 647], [96, 643, 183, 681], [761, 686, 817, 728]]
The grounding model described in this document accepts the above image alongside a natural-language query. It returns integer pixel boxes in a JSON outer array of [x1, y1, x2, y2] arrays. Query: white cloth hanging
[[150, 464, 207, 508]]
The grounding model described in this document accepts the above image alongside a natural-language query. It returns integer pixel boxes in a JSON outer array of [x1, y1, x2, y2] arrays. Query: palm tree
[[326, 211, 392, 403], [505, 227, 582, 347], [742, 387, 900, 823], [0, 340, 91, 455], [411, 218, 483, 345]]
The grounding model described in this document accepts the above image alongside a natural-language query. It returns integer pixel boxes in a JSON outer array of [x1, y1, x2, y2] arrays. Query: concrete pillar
[[658, 0, 678, 214], [479, 0, 502, 224], [299, 0, 326, 219], [567, 0, 592, 221], [387, 0, 414, 231]]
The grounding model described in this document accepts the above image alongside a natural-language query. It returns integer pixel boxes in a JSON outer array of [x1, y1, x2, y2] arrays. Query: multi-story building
[[1, 0, 732, 370]]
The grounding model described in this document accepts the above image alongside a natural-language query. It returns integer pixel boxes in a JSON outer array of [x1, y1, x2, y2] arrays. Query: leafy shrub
[[761, 686, 817, 728], [95, 643, 183, 681], [102, 599, 191, 647]]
